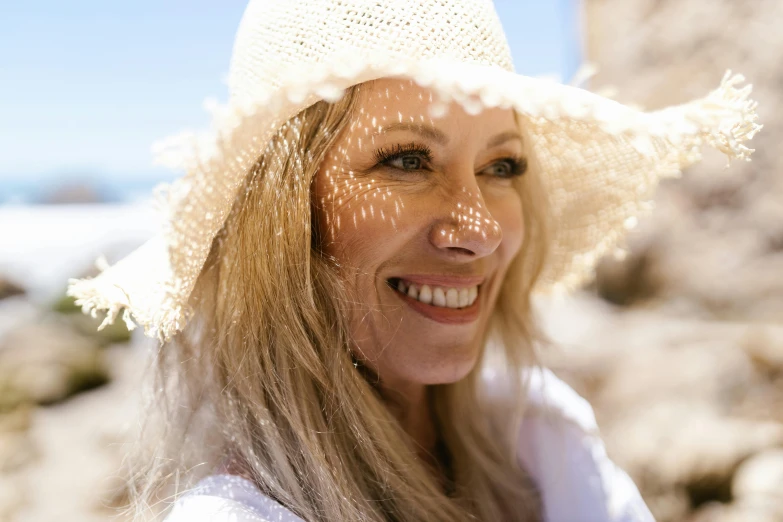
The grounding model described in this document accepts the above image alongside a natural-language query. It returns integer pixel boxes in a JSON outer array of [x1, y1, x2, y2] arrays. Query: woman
[[69, 1, 760, 521]]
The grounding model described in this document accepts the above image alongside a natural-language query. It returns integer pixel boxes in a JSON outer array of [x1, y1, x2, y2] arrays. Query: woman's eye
[[482, 157, 527, 178], [487, 161, 512, 177], [388, 154, 424, 171], [374, 143, 433, 173]]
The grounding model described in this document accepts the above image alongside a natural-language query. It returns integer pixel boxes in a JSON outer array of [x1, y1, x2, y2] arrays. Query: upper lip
[[391, 274, 486, 288]]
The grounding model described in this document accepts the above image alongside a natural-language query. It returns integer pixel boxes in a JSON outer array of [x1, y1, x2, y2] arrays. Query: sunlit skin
[[312, 78, 526, 460]]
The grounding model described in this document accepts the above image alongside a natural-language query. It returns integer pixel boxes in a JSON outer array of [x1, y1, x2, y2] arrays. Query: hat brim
[[67, 233, 188, 341], [69, 58, 761, 341]]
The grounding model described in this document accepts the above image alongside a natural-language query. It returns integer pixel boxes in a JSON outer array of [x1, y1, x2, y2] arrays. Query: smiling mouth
[[386, 277, 483, 325], [387, 277, 480, 309]]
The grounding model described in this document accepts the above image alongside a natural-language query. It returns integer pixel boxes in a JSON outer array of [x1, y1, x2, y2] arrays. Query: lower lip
[[390, 285, 482, 324]]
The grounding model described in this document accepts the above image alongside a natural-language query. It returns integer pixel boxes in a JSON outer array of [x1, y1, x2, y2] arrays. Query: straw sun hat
[[68, 0, 761, 342]]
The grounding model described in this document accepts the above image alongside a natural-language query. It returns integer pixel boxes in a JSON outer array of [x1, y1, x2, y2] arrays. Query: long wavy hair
[[127, 83, 551, 522]]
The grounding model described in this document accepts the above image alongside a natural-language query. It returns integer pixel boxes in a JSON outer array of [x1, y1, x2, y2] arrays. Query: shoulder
[[486, 366, 656, 522], [163, 474, 304, 522]]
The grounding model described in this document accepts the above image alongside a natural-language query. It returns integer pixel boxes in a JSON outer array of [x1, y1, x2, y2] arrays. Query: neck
[[353, 357, 451, 484], [376, 378, 444, 473]]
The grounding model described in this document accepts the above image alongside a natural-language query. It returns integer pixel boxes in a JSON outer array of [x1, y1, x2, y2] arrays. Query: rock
[[730, 377, 783, 425], [37, 180, 112, 205], [741, 325, 783, 375], [673, 252, 783, 323], [0, 381, 29, 419], [604, 402, 783, 497], [0, 298, 38, 341], [596, 335, 756, 416], [688, 500, 783, 522], [590, 211, 670, 308], [0, 407, 35, 472], [0, 408, 34, 522], [0, 318, 108, 407], [641, 487, 691, 522], [0, 277, 25, 301], [0, 475, 27, 522], [0, 428, 34, 473], [732, 449, 783, 502], [593, 245, 663, 306]]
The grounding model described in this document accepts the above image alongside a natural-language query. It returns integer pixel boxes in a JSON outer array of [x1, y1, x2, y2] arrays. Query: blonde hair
[[128, 84, 551, 522]]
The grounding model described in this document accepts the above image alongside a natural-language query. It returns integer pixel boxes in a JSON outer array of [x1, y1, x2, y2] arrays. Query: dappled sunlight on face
[[313, 78, 527, 391]]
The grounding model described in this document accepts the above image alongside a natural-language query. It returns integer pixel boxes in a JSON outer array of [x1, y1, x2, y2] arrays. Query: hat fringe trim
[[67, 275, 138, 332], [68, 273, 191, 343], [66, 237, 192, 343], [648, 70, 762, 167]]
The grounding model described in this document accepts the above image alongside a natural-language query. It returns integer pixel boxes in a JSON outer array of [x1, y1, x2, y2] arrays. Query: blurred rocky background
[[0, 278, 144, 522], [539, 1, 783, 522], [0, 204, 158, 522]]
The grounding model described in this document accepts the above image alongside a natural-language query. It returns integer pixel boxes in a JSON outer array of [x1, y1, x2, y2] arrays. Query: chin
[[402, 341, 483, 385]]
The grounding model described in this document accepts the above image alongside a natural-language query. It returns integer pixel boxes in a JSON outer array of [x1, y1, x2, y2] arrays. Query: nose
[[429, 185, 502, 258]]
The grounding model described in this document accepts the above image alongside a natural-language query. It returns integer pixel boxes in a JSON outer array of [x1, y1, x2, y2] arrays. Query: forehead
[[359, 78, 436, 116], [351, 78, 517, 136]]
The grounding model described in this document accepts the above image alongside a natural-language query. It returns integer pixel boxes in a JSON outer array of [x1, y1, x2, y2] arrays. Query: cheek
[[314, 174, 406, 272], [490, 191, 525, 263]]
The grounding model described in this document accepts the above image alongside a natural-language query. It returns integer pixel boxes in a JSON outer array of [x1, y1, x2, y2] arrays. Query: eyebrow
[[373, 123, 523, 150], [374, 122, 448, 145], [486, 130, 524, 149]]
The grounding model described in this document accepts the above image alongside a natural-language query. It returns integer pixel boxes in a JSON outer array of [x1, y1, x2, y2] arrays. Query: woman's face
[[313, 78, 526, 391]]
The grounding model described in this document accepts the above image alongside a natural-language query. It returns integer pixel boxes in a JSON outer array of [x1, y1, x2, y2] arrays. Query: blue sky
[[0, 1, 581, 193]]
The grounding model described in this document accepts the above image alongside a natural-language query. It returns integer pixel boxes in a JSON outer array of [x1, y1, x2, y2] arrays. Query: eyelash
[[374, 142, 434, 167], [373, 142, 528, 178]]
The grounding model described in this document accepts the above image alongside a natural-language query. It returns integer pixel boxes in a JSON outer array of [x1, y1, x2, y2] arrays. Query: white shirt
[[165, 368, 654, 521]]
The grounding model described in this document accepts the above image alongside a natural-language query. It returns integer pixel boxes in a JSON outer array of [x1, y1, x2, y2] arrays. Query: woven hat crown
[[228, 0, 514, 105]]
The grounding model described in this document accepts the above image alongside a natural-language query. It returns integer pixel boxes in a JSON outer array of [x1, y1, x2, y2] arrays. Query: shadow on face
[[313, 78, 529, 393]]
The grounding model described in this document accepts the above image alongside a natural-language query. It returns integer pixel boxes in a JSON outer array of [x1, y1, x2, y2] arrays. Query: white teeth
[[458, 288, 469, 307], [445, 288, 459, 308], [418, 285, 432, 304], [432, 287, 446, 307], [392, 279, 480, 309]]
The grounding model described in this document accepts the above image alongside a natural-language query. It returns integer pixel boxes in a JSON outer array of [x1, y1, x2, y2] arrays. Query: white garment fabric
[[165, 368, 655, 522]]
